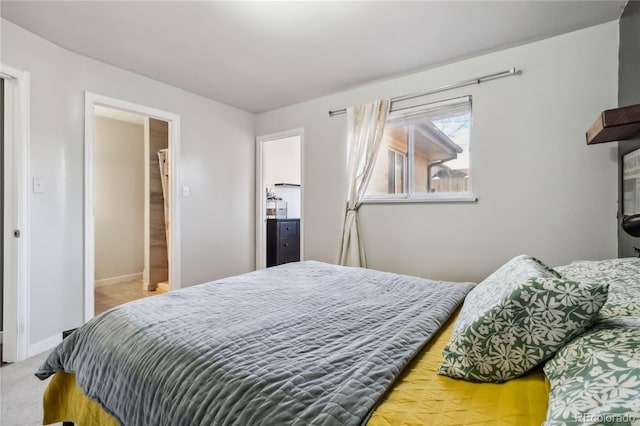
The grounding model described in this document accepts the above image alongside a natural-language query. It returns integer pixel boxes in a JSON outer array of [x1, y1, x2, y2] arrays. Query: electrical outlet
[[182, 186, 190, 197]]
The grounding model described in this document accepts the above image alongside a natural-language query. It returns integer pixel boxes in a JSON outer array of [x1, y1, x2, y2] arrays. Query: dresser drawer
[[278, 221, 298, 238], [277, 238, 300, 264], [279, 237, 298, 253]]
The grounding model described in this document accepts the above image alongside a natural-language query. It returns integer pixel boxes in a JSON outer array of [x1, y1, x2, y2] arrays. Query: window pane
[[395, 152, 405, 194], [366, 127, 408, 196], [387, 150, 395, 194], [415, 112, 471, 195], [364, 96, 472, 200]]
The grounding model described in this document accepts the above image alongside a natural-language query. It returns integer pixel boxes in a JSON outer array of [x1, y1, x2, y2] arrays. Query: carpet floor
[[0, 350, 60, 426]]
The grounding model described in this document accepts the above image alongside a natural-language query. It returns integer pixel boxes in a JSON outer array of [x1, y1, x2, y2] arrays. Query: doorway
[[84, 93, 181, 322], [256, 129, 304, 269], [92, 106, 171, 315]]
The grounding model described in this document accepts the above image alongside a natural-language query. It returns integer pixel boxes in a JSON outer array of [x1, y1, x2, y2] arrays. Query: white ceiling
[[1, 1, 626, 113]]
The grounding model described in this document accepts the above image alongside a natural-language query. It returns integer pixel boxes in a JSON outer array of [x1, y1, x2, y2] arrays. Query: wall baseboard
[[29, 334, 62, 357], [95, 272, 143, 287]]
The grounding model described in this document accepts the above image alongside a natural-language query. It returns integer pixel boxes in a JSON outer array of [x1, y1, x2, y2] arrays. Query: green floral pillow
[[438, 255, 609, 383], [556, 258, 640, 320], [544, 317, 640, 425]]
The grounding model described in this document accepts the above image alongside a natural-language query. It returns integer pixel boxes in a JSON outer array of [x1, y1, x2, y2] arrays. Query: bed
[[36, 257, 640, 425]]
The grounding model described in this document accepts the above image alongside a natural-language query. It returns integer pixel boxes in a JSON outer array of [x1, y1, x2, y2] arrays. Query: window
[[365, 96, 472, 201], [387, 149, 406, 194]]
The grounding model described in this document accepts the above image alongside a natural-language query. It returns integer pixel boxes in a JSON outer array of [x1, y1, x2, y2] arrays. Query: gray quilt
[[37, 261, 474, 426]]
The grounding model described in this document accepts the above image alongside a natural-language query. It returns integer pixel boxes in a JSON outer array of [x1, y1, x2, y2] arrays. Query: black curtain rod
[[328, 67, 520, 117]]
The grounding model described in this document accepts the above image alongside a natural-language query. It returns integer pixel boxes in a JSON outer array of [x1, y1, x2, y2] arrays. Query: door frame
[[84, 92, 181, 322], [255, 128, 304, 270], [1, 64, 30, 362]]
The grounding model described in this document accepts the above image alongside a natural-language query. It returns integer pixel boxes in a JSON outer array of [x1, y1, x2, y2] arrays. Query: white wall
[[264, 136, 301, 186], [274, 186, 301, 219], [264, 136, 302, 218], [1, 19, 255, 348], [256, 22, 620, 283], [94, 116, 144, 282]]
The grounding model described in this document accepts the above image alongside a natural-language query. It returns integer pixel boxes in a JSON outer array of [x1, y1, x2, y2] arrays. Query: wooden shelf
[[586, 104, 640, 145]]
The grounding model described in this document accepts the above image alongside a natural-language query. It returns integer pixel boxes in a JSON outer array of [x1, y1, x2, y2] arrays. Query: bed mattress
[[42, 310, 548, 425], [38, 261, 476, 425]]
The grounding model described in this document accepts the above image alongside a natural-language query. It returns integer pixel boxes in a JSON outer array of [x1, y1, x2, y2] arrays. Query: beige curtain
[[338, 99, 390, 267]]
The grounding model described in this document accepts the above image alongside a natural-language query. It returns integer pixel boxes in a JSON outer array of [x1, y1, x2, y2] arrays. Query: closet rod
[[328, 67, 520, 117]]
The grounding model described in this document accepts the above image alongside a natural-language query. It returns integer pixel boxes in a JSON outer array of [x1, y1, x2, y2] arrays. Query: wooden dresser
[[266, 218, 300, 267]]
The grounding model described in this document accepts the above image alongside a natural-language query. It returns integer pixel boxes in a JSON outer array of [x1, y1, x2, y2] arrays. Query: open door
[[144, 118, 169, 291], [1, 65, 30, 362]]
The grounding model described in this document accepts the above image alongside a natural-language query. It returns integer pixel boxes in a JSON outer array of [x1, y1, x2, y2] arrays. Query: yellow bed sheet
[[367, 313, 548, 426], [43, 313, 548, 426], [43, 370, 119, 426]]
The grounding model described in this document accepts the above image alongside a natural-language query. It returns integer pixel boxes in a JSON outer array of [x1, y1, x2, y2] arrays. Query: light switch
[[182, 186, 190, 197], [33, 177, 44, 193]]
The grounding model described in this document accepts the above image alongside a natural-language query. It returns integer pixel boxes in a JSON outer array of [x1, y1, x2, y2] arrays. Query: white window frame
[[363, 95, 477, 204]]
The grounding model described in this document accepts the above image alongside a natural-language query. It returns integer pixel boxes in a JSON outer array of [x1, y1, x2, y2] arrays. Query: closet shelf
[[586, 103, 640, 145]]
